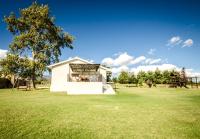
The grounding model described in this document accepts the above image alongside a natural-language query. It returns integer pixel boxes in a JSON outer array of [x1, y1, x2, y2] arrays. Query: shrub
[[0, 78, 12, 89], [146, 79, 153, 88]]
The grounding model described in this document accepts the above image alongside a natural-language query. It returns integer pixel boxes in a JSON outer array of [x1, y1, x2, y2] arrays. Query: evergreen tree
[[137, 71, 146, 86], [180, 67, 187, 87], [154, 68, 163, 84], [162, 70, 171, 84]]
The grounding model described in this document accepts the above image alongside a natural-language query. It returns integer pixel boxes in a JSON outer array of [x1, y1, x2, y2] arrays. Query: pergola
[[69, 64, 100, 72], [69, 64, 101, 82]]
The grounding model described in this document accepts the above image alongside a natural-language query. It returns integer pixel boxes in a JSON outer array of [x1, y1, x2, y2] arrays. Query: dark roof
[[69, 64, 100, 72]]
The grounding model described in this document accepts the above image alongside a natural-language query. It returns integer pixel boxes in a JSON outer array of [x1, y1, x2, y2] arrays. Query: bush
[[0, 78, 12, 89], [138, 79, 144, 87], [146, 79, 153, 88]]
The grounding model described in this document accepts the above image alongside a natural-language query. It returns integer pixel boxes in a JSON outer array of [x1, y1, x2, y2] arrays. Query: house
[[47, 57, 115, 94]]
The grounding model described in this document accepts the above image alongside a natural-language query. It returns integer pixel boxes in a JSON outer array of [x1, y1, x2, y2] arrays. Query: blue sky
[[0, 0, 200, 76]]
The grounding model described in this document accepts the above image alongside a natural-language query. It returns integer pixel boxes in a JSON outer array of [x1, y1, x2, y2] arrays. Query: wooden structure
[[69, 64, 102, 82], [187, 77, 199, 88], [169, 68, 190, 88], [17, 78, 31, 90]]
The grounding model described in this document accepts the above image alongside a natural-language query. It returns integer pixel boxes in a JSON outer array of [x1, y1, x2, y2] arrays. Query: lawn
[[0, 86, 200, 139]]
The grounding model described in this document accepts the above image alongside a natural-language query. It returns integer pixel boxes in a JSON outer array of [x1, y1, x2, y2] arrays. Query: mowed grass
[[0, 86, 200, 139]]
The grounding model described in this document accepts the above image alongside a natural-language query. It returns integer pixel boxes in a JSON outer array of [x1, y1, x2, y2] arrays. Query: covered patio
[[68, 64, 103, 82]]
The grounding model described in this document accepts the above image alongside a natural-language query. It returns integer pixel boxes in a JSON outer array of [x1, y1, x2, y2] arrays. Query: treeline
[[112, 68, 187, 87]]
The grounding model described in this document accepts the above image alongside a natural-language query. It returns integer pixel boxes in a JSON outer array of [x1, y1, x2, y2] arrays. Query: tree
[[4, 2, 74, 88], [128, 72, 138, 85], [145, 71, 155, 88], [118, 71, 129, 84], [162, 70, 171, 84], [0, 54, 20, 79], [137, 71, 146, 86], [169, 70, 181, 87], [0, 54, 32, 87], [154, 68, 163, 84], [112, 77, 118, 83], [180, 67, 187, 88]]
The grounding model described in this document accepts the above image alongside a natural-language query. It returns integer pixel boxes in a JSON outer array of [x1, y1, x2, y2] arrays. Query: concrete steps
[[103, 84, 115, 94]]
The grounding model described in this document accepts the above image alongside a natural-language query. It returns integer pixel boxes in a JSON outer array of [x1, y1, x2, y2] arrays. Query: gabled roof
[[47, 56, 111, 71], [47, 57, 91, 68]]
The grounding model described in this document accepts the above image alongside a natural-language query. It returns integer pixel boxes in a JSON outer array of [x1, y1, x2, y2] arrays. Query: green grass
[[0, 86, 200, 139]]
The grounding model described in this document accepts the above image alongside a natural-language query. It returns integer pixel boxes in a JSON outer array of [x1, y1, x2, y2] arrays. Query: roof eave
[[47, 57, 92, 69]]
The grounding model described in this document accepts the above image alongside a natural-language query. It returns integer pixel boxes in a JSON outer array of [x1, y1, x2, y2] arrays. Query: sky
[[0, 0, 200, 76]]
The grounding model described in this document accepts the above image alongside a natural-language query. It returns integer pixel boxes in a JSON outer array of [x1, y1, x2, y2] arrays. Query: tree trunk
[[32, 51, 36, 89], [32, 74, 36, 89], [12, 75, 18, 88]]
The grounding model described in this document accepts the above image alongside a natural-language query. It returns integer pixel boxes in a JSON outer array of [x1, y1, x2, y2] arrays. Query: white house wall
[[66, 82, 103, 94], [50, 59, 93, 92], [50, 63, 69, 92], [99, 68, 107, 83]]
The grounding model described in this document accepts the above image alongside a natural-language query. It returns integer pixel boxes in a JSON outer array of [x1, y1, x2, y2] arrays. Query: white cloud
[[101, 57, 114, 66], [167, 36, 194, 48], [102, 52, 162, 69], [182, 39, 193, 47], [167, 36, 182, 46], [113, 52, 122, 56], [112, 65, 129, 74], [86, 58, 94, 63], [145, 58, 162, 65], [148, 48, 156, 55], [89, 59, 94, 63], [0, 49, 8, 59], [102, 52, 134, 66], [187, 72, 200, 77], [185, 69, 200, 77], [130, 64, 180, 74], [113, 52, 133, 66], [131, 56, 146, 65]]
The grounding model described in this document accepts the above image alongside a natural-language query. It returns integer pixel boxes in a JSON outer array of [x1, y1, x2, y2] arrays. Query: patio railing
[[68, 74, 103, 82]]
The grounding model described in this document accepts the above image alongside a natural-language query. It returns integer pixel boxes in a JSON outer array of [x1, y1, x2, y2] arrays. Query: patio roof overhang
[[69, 64, 100, 72]]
